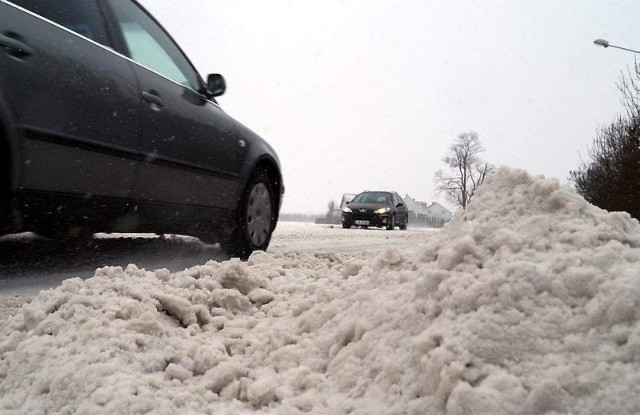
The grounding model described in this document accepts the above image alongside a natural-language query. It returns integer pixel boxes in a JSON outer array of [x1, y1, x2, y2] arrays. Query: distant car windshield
[[352, 192, 391, 204]]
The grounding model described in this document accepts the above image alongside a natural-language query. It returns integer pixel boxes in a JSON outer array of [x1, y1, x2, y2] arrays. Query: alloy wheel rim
[[246, 183, 272, 247]]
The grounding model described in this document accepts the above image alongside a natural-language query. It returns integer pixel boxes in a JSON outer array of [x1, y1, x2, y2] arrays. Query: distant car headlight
[[374, 207, 391, 214], [342, 207, 352, 213]]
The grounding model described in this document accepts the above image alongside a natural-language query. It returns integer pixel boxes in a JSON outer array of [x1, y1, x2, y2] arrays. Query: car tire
[[222, 169, 276, 260], [0, 138, 10, 233], [399, 217, 408, 230], [36, 226, 95, 247], [386, 214, 395, 230], [0, 196, 8, 233], [342, 223, 351, 229]]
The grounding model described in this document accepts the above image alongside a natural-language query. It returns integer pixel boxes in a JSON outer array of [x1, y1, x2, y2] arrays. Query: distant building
[[425, 202, 453, 221], [403, 194, 453, 227]]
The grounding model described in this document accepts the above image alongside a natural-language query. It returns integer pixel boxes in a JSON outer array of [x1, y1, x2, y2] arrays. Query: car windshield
[[352, 192, 391, 204]]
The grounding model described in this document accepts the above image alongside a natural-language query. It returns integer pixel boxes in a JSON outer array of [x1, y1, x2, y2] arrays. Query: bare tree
[[435, 132, 493, 209], [326, 200, 337, 220]]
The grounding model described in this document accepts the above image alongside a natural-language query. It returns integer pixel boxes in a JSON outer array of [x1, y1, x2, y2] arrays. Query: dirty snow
[[1, 167, 640, 414]]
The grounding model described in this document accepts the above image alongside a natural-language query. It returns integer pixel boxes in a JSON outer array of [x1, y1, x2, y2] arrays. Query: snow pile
[[1, 167, 640, 414], [409, 169, 640, 414]]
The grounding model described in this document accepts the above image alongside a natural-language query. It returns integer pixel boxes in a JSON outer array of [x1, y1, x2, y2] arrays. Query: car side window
[[106, 0, 200, 90], [8, 0, 110, 46]]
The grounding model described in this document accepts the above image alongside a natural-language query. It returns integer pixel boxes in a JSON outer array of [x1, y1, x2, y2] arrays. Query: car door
[[0, 0, 140, 201], [105, 0, 249, 212]]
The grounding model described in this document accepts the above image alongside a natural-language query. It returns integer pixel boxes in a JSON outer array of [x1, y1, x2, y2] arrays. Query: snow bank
[[1, 167, 639, 414]]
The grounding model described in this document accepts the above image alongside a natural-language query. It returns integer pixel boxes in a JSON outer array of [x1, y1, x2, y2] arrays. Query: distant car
[[0, 0, 283, 258], [341, 191, 408, 230]]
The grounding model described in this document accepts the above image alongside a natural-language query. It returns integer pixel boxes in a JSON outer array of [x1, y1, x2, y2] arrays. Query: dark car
[[341, 191, 408, 230], [0, 0, 283, 258]]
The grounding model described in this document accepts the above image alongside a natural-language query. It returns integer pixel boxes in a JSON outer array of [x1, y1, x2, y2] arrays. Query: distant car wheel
[[386, 214, 395, 230], [399, 217, 408, 230], [222, 169, 276, 259]]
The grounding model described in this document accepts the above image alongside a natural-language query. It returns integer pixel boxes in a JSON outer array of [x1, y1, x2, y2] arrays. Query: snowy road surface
[[1, 168, 640, 414], [0, 223, 437, 308]]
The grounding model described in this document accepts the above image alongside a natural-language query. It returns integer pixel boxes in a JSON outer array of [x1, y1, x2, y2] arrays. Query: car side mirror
[[396, 202, 404, 207], [206, 73, 226, 97]]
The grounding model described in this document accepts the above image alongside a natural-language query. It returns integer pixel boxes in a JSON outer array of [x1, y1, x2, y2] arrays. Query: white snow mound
[[1, 167, 639, 414]]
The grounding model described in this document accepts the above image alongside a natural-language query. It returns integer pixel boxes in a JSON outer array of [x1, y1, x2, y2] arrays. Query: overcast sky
[[140, 0, 640, 214]]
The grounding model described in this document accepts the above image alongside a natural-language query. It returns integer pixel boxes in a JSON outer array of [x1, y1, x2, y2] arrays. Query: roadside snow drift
[[1, 167, 640, 414]]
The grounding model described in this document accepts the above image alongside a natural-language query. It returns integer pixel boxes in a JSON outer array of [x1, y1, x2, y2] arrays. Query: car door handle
[[0, 32, 33, 59], [142, 91, 164, 110]]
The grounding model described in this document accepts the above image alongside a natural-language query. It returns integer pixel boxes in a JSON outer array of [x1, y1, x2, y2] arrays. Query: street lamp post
[[593, 39, 640, 54]]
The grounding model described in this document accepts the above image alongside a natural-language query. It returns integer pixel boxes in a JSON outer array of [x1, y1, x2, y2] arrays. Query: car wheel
[[0, 205, 7, 233], [0, 192, 9, 234], [222, 169, 276, 259], [386, 214, 395, 230], [0, 140, 10, 233], [342, 223, 351, 229], [399, 216, 408, 230], [37, 226, 95, 246]]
